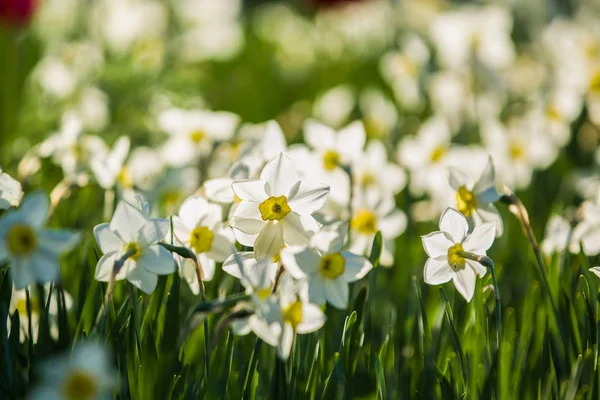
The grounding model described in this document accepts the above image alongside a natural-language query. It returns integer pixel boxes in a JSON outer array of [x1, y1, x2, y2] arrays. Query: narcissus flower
[[231, 153, 329, 259], [90, 136, 131, 190], [94, 200, 174, 294], [29, 343, 115, 400], [281, 222, 372, 309], [171, 195, 235, 294], [0, 166, 23, 209], [571, 201, 600, 256], [0, 192, 80, 289], [447, 155, 503, 236], [421, 208, 496, 302]]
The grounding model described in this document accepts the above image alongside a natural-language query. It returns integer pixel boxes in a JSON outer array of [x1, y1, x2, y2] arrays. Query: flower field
[[1, 0, 600, 398]]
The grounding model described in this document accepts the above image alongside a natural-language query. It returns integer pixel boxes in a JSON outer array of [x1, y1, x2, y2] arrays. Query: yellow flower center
[[283, 301, 303, 331], [456, 186, 478, 217], [15, 297, 40, 316], [62, 369, 98, 400], [360, 171, 377, 187], [351, 210, 378, 235], [447, 243, 466, 271], [160, 190, 182, 208], [189, 130, 206, 144], [117, 167, 133, 188], [259, 196, 291, 221], [233, 195, 242, 204], [430, 146, 446, 163], [322, 150, 341, 171], [255, 287, 271, 301], [509, 141, 525, 160], [124, 242, 142, 261], [319, 253, 346, 279], [545, 105, 562, 121], [189, 226, 214, 254], [7, 224, 37, 256], [272, 253, 281, 264], [590, 70, 600, 93]]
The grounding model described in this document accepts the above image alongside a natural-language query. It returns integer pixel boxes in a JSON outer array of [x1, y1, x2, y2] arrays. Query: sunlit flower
[[349, 191, 406, 266], [447, 155, 503, 236], [541, 214, 572, 255], [171, 195, 235, 294], [90, 136, 131, 190], [158, 107, 240, 167], [571, 201, 600, 256], [231, 153, 329, 259], [0, 192, 80, 289], [94, 200, 174, 294], [0, 166, 23, 209], [421, 208, 496, 302], [353, 140, 406, 198], [281, 222, 371, 309], [29, 343, 115, 400]]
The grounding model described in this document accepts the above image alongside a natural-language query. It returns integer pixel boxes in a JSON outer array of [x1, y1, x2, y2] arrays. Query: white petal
[[30, 249, 60, 283], [303, 119, 336, 150], [232, 179, 268, 202], [250, 316, 280, 347], [110, 201, 148, 243], [260, 153, 299, 197], [452, 267, 477, 302], [254, 222, 285, 259], [233, 230, 259, 248], [204, 178, 235, 203], [18, 192, 49, 228], [466, 259, 487, 278], [282, 213, 319, 246], [0, 172, 23, 209], [178, 196, 211, 226], [126, 266, 158, 294], [423, 258, 453, 285], [310, 222, 347, 254], [95, 251, 119, 282], [378, 209, 407, 238], [222, 252, 255, 279], [180, 259, 199, 295], [472, 155, 497, 195], [307, 277, 326, 306], [462, 222, 496, 254], [11, 257, 36, 289], [172, 217, 191, 244], [421, 232, 453, 259], [138, 218, 170, 246], [93, 224, 124, 254], [281, 246, 320, 278], [337, 121, 366, 161], [475, 204, 503, 237], [447, 167, 469, 191], [138, 245, 175, 275], [207, 228, 235, 262], [231, 201, 265, 235], [325, 280, 349, 309], [439, 208, 468, 243], [198, 254, 216, 281], [296, 302, 326, 334], [277, 323, 295, 360], [340, 251, 372, 282], [262, 121, 288, 160], [288, 180, 330, 215], [37, 230, 80, 255], [589, 267, 600, 279]]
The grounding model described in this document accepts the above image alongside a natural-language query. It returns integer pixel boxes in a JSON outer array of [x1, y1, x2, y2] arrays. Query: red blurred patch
[[0, 0, 37, 25]]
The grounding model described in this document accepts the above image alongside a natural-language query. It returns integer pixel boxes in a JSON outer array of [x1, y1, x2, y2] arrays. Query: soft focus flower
[[421, 208, 496, 302], [231, 153, 329, 259], [447, 155, 503, 236], [353, 140, 406, 198], [0, 166, 23, 209], [94, 200, 174, 294], [0, 192, 80, 289], [281, 222, 372, 309], [90, 136, 131, 190], [171, 195, 235, 294], [28, 343, 115, 400], [541, 214, 572, 255], [571, 201, 600, 256]]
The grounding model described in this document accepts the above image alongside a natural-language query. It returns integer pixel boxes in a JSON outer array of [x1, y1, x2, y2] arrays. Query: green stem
[[25, 288, 33, 381], [242, 338, 262, 400]]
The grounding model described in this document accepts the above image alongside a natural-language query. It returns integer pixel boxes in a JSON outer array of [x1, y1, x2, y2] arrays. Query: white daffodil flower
[[353, 140, 406, 198], [0, 167, 23, 209], [90, 136, 131, 190], [541, 214, 572, 255], [158, 107, 240, 167], [421, 208, 496, 302], [171, 195, 235, 294], [349, 191, 406, 267], [0, 192, 80, 289], [222, 251, 279, 285], [29, 343, 115, 400], [231, 153, 329, 259], [447, 155, 503, 236], [94, 200, 174, 294], [281, 222, 372, 309], [570, 201, 600, 256]]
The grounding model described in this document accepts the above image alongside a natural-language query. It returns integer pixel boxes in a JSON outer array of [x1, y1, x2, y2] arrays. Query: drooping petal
[[126, 266, 158, 294], [462, 222, 496, 254], [231, 201, 265, 235], [232, 179, 269, 202], [296, 302, 326, 334], [452, 266, 477, 302], [439, 208, 468, 243], [260, 153, 299, 197], [423, 257, 453, 285], [138, 244, 175, 275], [282, 213, 319, 246], [325, 280, 349, 309], [340, 251, 372, 282], [421, 232, 453, 259], [254, 222, 285, 260], [277, 323, 295, 360], [110, 201, 148, 243], [287, 180, 330, 216]]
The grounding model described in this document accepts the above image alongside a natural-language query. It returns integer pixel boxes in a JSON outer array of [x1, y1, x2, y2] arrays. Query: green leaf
[[369, 231, 383, 269]]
